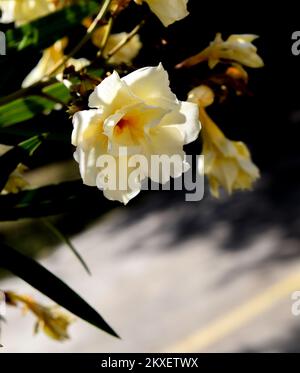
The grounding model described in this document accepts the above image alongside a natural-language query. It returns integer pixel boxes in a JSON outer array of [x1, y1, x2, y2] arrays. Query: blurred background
[[1, 0, 300, 352]]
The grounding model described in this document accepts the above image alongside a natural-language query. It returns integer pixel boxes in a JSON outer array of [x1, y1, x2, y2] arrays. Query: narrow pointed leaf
[[0, 83, 71, 127], [0, 244, 119, 338], [0, 134, 47, 192], [0, 180, 115, 221], [41, 218, 91, 275]]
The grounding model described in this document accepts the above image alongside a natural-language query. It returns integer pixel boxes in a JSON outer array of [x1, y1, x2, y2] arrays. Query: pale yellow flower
[[188, 85, 260, 197], [177, 33, 264, 69], [92, 25, 142, 65], [6, 291, 73, 341], [0, 0, 57, 26], [134, 0, 189, 27], [3, 164, 29, 194], [22, 38, 90, 88], [72, 64, 200, 204]]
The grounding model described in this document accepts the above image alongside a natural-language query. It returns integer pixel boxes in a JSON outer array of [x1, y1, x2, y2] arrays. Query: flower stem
[[47, 0, 113, 78], [96, 16, 114, 58], [0, 79, 57, 107], [0, 0, 113, 107], [107, 20, 145, 60]]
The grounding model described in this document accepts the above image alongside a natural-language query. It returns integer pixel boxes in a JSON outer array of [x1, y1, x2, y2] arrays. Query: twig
[[0, 79, 57, 107], [38, 92, 68, 108], [106, 20, 145, 60], [0, 0, 113, 107], [96, 16, 114, 58], [47, 0, 113, 78]]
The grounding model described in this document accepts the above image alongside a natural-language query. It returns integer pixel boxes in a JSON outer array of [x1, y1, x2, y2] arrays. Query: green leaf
[[5, 1, 100, 53], [0, 134, 47, 192], [41, 218, 91, 275], [0, 83, 71, 127], [0, 243, 119, 338], [0, 180, 115, 221]]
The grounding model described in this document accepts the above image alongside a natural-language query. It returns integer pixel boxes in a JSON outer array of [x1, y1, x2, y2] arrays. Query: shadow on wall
[[1, 158, 300, 266]]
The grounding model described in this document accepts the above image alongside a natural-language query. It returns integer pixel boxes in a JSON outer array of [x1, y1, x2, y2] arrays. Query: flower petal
[[74, 146, 100, 187], [159, 101, 200, 144], [227, 34, 259, 43], [0, 0, 16, 23], [144, 0, 189, 27], [97, 155, 144, 205], [104, 103, 169, 148], [175, 101, 200, 144], [143, 125, 188, 183], [88, 71, 139, 113], [122, 64, 178, 109], [72, 109, 105, 148]]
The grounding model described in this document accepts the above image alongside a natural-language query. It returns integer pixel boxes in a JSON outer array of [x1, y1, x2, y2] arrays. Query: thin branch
[[96, 16, 114, 58], [47, 0, 113, 78], [107, 20, 145, 60], [0, 0, 113, 107], [0, 79, 57, 107], [38, 92, 68, 108]]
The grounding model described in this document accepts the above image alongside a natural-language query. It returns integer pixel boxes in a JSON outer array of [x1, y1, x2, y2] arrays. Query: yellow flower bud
[[188, 85, 215, 108]]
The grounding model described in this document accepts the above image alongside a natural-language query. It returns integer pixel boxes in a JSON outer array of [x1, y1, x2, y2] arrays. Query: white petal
[[227, 34, 259, 43], [103, 102, 169, 148], [159, 101, 200, 144], [22, 50, 54, 88], [122, 63, 178, 109], [96, 155, 144, 205], [68, 57, 90, 71], [178, 101, 200, 144], [144, 0, 189, 27], [103, 187, 141, 205], [72, 109, 108, 187], [88, 71, 139, 113], [74, 146, 99, 187], [143, 125, 187, 183], [22, 40, 65, 88], [0, 1, 16, 23], [72, 109, 103, 147]]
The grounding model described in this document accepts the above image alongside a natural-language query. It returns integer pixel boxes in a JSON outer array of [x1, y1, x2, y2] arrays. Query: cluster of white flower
[[0, 0, 263, 204]]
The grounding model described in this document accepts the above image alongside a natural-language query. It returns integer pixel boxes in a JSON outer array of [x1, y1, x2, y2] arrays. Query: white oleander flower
[[134, 0, 189, 27], [178, 33, 264, 69], [0, 0, 56, 25], [72, 64, 200, 204]]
